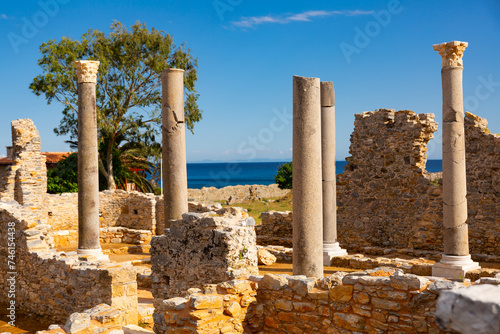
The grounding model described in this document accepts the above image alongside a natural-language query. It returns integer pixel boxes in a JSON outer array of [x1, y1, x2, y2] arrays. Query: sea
[[186, 159, 443, 189]]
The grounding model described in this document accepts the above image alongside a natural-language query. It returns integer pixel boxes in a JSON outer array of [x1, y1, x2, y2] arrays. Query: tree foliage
[[30, 21, 201, 190], [46, 149, 155, 194], [274, 162, 293, 190], [47, 153, 78, 194]]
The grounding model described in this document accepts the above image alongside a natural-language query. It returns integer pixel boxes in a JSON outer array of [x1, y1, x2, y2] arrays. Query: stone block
[[162, 297, 188, 311], [371, 297, 402, 311], [261, 274, 288, 290], [333, 313, 365, 331], [329, 285, 353, 302], [287, 276, 316, 296], [190, 295, 223, 310], [275, 299, 293, 311], [436, 284, 500, 334], [64, 312, 91, 334]]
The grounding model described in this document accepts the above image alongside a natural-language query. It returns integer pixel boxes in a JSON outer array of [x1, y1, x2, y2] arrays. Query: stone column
[[292, 75, 323, 278], [321, 82, 347, 266], [432, 41, 480, 278], [162, 68, 188, 230], [76, 60, 105, 259]]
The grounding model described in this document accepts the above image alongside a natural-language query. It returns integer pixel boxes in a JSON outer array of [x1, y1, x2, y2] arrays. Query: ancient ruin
[[1, 40, 499, 334]]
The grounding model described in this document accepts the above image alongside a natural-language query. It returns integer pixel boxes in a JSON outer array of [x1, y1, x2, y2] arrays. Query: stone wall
[[154, 267, 471, 333], [337, 109, 443, 251], [151, 209, 258, 310], [256, 211, 293, 247], [256, 110, 500, 256], [464, 112, 500, 255], [42, 190, 157, 232], [0, 202, 138, 324], [0, 119, 47, 208], [188, 184, 290, 204]]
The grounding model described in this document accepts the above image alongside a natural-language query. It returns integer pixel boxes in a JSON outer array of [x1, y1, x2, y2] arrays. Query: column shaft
[[77, 81, 101, 251], [321, 82, 337, 244], [432, 40, 479, 278], [162, 69, 188, 229], [441, 67, 468, 256], [321, 82, 347, 265], [292, 75, 323, 278]]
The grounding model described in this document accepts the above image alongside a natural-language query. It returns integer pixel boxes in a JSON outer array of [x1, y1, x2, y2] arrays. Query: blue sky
[[0, 0, 499, 162]]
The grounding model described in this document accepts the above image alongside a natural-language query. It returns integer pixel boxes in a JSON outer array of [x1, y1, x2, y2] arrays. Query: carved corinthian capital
[[75, 60, 100, 83], [433, 41, 468, 68]]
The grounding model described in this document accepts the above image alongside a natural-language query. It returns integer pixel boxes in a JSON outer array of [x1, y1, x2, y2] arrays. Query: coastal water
[[186, 160, 443, 189]]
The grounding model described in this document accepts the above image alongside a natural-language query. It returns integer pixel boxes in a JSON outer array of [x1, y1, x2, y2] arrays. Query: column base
[[77, 248, 109, 262], [323, 242, 348, 266], [432, 254, 480, 279]]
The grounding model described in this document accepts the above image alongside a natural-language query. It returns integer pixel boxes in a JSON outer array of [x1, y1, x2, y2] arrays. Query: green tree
[[47, 153, 78, 193], [274, 162, 293, 190], [30, 21, 201, 190]]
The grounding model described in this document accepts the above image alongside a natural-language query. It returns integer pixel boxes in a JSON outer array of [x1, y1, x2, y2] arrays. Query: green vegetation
[[47, 153, 78, 194], [274, 161, 293, 190], [222, 193, 293, 224], [47, 148, 155, 194], [30, 21, 201, 190]]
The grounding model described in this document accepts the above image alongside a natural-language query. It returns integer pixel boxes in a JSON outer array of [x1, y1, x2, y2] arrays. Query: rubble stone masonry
[[151, 209, 258, 310], [154, 267, 477, 333], [0, 201, 138, 323], [0, 119, 47, 208]]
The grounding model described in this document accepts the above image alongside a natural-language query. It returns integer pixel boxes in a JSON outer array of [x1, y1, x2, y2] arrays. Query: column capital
[[75, 60, 100, 83], [433, 41, 468, 68]]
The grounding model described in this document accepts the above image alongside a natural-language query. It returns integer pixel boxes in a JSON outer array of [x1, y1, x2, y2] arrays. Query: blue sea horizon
[[185, 159, 443, 189]]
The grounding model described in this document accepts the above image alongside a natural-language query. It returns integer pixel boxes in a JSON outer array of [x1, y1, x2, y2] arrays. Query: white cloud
[[1, 14, 9, 20], [231, 10, 374, 29]]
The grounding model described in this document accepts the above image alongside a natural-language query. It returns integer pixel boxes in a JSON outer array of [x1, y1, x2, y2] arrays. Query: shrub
[[274, 162, 292, 189]]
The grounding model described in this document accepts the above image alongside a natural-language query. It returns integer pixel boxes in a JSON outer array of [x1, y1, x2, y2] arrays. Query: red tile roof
[[42, 152, 73, 164], [0, 152, 73, 165]]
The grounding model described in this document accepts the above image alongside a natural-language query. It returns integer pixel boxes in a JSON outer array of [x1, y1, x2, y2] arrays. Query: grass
[[222, 192, 293, 224]]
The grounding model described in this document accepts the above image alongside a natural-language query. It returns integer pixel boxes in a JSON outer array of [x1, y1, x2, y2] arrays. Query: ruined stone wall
[[464, 112, 500, 255], [0, 119, 47, 207], [257, 110, 500, 256], [336, 109, 443, 251], [0, 202, 138, 324], [154, 268, 468, 333], [41, 190, 157, 232], [151, 209, 258, 309]]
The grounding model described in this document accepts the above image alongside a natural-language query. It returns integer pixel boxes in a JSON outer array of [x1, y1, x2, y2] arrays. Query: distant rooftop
[[0, 151, 73, 165]]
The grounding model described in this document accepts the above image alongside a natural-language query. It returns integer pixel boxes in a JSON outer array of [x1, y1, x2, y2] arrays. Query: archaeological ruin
[[1, 41, 500, 334]]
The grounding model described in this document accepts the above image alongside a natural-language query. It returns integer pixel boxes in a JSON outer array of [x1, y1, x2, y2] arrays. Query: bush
[[274, 162, 292, 189]]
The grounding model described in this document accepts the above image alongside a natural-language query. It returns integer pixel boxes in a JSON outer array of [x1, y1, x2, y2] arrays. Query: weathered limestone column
[[321, 81, 347, 265], [76, 60, 105, 259], [162, 68, 188, 230], [432, 41, 480, 278], [293, 76, 323, 278]]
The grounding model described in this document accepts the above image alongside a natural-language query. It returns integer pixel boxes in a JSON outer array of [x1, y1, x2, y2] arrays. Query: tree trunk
[[106, 144, 116, 190]]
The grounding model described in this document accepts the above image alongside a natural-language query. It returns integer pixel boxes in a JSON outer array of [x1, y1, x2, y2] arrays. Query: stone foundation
[[154, 267, 480, 333]]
